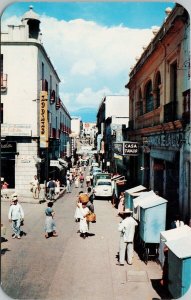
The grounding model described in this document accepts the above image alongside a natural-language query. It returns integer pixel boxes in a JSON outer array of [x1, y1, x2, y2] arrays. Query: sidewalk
[[1, 187, 66, 204]]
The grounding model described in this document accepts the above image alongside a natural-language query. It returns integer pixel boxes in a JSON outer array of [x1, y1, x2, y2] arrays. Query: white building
[[104, 95, 129, 125], [1, 6, 71, 196], [71, 116, 81, 137]]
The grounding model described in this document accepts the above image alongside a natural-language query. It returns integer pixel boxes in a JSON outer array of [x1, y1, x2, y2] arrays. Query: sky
[[1, 1, 175, 122]]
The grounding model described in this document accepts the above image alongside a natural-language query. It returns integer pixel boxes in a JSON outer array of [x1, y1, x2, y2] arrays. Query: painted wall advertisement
[[40, 91, 48, 148]]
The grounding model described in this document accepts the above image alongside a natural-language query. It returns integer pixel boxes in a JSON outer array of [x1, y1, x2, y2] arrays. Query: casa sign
[[113, 141, 139, 156]]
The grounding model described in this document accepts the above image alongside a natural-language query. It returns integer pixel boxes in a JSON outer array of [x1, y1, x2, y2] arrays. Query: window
[[145, 80, 153, 113], [170, 61, 177, 103], [137, 88, 143, 116], [0, 54, 3, 74], [50, 75, 52, 91], [42, 62, 44, 80], [56, 84, 58, 100], [0, 103, 3, 123], [155, 72, 161, 108]]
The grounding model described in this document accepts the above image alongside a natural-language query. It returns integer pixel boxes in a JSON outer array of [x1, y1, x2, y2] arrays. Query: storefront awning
[[150, 149, 177, 162], [58, 158, 68, 168]]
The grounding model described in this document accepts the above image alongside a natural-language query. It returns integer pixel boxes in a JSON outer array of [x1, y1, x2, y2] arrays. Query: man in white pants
[[117, 208, 138, 266]]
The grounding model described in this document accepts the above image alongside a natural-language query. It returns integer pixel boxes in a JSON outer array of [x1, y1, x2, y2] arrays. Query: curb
[[1, 188, 66, 204]]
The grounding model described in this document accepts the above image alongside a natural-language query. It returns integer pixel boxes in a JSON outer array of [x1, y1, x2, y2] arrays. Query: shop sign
[[50, 160, 59, 167], [114, 142, 139, 156], [1, 141, 16, 153], [147, 132, 183, 149], [1, 124, 31, 137], [113, 142, 123, 155], [123, 142, 139, 155], [40, 91, 48, 148]]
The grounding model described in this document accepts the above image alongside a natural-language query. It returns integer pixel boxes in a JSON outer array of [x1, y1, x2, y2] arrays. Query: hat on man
[[11, 193, 18, 201]]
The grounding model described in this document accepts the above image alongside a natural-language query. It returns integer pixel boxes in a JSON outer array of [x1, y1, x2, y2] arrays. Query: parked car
[[93, 179, 112, 199], [93, 172, 111, 187]]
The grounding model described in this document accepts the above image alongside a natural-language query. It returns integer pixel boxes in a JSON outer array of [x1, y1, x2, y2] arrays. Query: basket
[[79, 193, 89, 203], [86, 212, 96, 222]]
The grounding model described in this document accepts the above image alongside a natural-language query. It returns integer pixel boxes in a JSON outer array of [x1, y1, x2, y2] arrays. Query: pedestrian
[[77, 201, 90, 239], [79, 173, 84, 188], [170, 214, 184, 229], [66, 177, 71, 193], [117, 192, 125, 215], [44, 202, 58, 238], [55, 179, 60, 195], [74, 191, 83, 222], [30, 175, 40, 199], [86, 174, 91, 187], [1, 181, 9, 199], [116, 208, 138, 266], [87, 187, 94, 204], [8, 193, 24, 239], [48, 178, 56, 199], [74, 175, 79, 188]]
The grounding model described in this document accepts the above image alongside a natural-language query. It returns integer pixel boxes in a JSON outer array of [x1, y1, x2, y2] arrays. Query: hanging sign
[[114, 142, 139, 156], [123, 142, 139, 156], [40, 91, 48, 148]]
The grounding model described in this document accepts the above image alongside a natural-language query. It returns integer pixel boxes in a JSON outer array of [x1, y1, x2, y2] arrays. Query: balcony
[[50, 90, 55, 104], [41, 79, 48, 92], [1, 74, 8, 93], [164, 101, 177, 123], [136, 107, 161, 129], [56, 98, 61, 109]]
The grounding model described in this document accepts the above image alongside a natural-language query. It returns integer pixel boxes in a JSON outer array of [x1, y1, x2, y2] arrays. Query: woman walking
[[77, 200, 90, 239], [74, 175, 79, 188], [44, 202, 58, 238]]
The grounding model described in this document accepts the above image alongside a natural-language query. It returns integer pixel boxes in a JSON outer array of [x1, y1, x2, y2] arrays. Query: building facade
[[96, 95, 129, 172], [1, 6, 71, 195], [126, 4, 190, 224]]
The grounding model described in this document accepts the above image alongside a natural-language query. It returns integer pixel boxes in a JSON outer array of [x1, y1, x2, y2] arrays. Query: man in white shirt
[[30, 175, 39, 199], [117, 208, 138, 266], [8, 193, 24, 239]]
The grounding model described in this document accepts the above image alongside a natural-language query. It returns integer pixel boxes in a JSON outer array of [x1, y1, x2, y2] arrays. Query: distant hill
[[70, 107, 97, 123]]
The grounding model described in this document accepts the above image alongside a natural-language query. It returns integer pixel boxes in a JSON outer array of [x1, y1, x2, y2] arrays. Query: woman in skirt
[[77, 201, 90, 239], [44, 202, 58, 238]]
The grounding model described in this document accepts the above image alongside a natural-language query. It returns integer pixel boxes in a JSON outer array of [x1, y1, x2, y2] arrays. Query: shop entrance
[[153, 159, 164, 196], [1, 157, 15, 188]]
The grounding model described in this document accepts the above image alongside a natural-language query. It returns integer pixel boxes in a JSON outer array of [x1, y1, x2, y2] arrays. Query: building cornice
[[1, 41, 61, 83]]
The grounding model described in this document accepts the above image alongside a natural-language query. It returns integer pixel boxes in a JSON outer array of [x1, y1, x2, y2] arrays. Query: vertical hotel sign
[[40, 91, 48, 148]]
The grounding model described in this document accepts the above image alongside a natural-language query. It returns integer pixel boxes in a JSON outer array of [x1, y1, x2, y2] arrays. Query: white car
[[93, 179, 113, 199]]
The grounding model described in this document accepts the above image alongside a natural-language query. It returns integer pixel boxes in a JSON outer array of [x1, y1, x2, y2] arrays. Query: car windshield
[[97, 182, 111, 186]]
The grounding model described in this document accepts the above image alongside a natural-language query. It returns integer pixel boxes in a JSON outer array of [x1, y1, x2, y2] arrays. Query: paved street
[[1, 181, 169, 300]]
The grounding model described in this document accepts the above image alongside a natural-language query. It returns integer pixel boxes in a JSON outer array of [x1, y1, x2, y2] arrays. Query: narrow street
[[1, 172, 168, 300]]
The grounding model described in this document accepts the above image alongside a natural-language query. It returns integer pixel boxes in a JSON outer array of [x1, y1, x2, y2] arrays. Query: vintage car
[[93, 179, 112, 199]]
